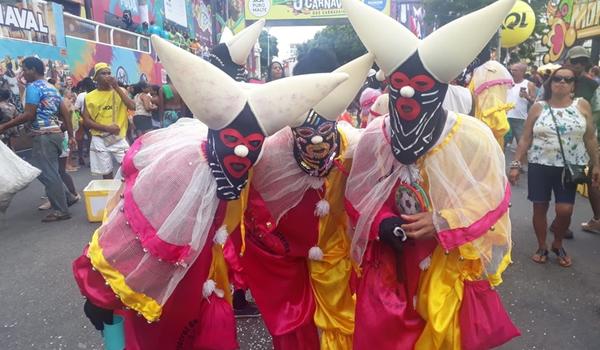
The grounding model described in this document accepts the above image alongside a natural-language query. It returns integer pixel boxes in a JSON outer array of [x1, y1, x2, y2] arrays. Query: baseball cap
[[93, 62, 111, 80], [566, 46, 590, 60]]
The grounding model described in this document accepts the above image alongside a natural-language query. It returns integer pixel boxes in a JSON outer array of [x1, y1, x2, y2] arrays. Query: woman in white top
[[132, 81, 156, 137], [509, 67, 600, 267]]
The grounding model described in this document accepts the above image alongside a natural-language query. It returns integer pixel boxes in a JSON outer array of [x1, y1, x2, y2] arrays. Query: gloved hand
[[84, 299, 114, 331], [378, 217, 408, 282]]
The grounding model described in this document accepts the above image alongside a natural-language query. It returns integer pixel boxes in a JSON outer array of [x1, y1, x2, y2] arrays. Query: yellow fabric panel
[[88, 229, 163, 321], [85, 89, 129, 138], [208, 243, 233, 305], [415, 247, 484, 350], [224, 170, 252, 255], [469, 80, 511, 148], [308, 130, 355, 350]]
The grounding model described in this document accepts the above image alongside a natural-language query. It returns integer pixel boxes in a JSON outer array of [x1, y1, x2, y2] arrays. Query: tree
[[259, 30, 279, 74], [296, 24, 367, 66], [423, 0, 549, 63]]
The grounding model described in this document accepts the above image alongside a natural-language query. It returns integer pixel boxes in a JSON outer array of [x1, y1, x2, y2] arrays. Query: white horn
[[313, 53, 375, 121], [420, 0, 516, 83], [341, 0, 418, 75], [219, 27, 234, 44], [248, 73, 349, 136], [151, 35, 247, 130], [224, 19, 265, 66]]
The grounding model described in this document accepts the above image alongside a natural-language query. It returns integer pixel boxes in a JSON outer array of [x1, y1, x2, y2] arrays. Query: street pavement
[[1, 162, 599, 349]]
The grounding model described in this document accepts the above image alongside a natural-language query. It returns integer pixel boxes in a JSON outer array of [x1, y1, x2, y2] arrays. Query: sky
[[267, 26, 325, 60]]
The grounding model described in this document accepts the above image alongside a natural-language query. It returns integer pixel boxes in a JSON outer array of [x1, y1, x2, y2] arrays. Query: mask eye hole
[[390, 72, 410, 90], [318, 123, 334, 135], [296, 128, 315, 138], [410, 75, 435, 92], [220, 129, 242, 148], [245, 133, 265, 151]]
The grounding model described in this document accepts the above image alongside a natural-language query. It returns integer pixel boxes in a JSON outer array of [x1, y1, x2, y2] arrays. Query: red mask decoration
[[207, 104, 265, 200]]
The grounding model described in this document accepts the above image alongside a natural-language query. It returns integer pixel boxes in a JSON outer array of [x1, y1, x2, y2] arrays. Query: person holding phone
[[506, 63, 537, 149]]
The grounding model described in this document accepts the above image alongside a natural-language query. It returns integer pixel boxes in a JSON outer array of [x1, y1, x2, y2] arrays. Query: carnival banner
[[542, 0, 600, 63], [245, 0, 390, 21], [0, 0, 63, 46]]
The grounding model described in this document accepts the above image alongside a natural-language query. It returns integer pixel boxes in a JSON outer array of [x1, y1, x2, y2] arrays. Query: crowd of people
[[1, 0, 600, 349]]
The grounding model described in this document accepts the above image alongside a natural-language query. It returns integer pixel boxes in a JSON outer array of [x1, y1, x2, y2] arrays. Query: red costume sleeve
[[345, 190, 398, 241]]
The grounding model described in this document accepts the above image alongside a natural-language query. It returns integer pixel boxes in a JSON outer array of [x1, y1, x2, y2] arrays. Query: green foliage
[[259, 30, 279, 73], [423, 0, 549, 63], [296, 24, 367, 65]]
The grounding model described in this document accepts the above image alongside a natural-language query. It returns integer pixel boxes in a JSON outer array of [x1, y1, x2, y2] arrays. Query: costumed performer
[[72, 22, 349, 350], [342, 0, 520, 349], [228, 53, 373, 349], [469, 59, 514, 147]]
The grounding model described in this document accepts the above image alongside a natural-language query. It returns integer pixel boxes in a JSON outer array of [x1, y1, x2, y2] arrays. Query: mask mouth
[[224, 155, 252, 178], [395, 97, 420, 121], [306, 143, 331, 160]]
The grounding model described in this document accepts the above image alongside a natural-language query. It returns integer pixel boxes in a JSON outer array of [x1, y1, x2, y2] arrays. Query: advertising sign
[[542, 0, 600, 63], [165, 0, 188, 27], [500, 0, 536, 48], [0, 0, 63, 46], [245, 0, 390, 22]]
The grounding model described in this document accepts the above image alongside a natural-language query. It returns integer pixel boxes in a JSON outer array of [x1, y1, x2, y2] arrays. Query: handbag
[[459, 280, 521, 350], [548, 106, 588, 185], [93, 91, 123, 147]]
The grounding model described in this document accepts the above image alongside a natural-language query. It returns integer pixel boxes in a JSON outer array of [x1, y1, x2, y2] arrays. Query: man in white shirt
[[506, 63, 536, 147]]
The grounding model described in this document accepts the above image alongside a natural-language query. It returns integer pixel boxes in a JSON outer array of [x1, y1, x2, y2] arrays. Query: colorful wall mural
[[541, 0, 600, 63], [65, 37, 160, 85]]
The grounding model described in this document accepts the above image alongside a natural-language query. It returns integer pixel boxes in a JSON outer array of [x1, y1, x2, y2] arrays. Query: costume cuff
[[436, 184, 511, 251]]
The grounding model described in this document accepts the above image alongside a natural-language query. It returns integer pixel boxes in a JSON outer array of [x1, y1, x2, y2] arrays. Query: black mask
[[388, 53, 448, 164], [208, 43, 248, 82], [206, 104, 265, 200], [292, 111, 339, 177]]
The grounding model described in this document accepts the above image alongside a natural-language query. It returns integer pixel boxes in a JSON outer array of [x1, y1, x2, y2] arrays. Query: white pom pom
[[308, 246, 324, 261], [311, 135, 324, 144], [400, 86, 415, 98], [376, 69, 386, 82], [419, 255, 432, 271], [314, 199, 330, 217], [202, 279, 225, 299], [214, 225, 228, 245], [234, 145, 249, 158]]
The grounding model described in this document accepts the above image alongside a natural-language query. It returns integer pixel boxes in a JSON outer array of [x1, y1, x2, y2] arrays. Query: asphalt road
[[1, 163, 599, 349]]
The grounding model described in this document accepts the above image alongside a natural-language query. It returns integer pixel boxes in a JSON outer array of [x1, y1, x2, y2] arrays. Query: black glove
[[378, 217, 408, 282], [84, 299, 114, 331]]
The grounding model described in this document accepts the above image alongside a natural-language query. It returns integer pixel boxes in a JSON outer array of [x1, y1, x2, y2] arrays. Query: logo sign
[[500, 0, 536, 48], [245, 0, 390, 21]]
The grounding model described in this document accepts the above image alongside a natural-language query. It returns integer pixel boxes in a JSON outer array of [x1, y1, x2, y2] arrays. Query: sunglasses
[[569, 57, 589, 65], [551, 76, 575, 83]]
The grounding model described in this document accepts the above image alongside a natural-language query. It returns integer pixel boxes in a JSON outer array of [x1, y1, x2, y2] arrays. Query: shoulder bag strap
[[548, 106, 569, 167]]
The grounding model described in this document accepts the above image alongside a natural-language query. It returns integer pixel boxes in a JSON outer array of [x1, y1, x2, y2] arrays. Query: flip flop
[[551, 247, 572, 267], [531, 248, 548, 264]]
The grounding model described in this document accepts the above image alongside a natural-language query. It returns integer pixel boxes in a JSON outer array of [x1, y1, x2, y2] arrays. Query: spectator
[[81, 62, 135, 179], [74, 77, 95, 167], [266, 61, 285, 82], [0, 88, 17, 145], [563, 46, 600, 236], [158, 75, 190, 127], [358, 87, 381, 128], [0, 57, 77, 222], [131, 81, 156, 137], [509, 67, 600, 267], [589, 66, 600, 84], [506, 63, 537, 148]]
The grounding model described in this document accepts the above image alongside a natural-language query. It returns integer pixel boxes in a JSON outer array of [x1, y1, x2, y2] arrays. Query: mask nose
[[311, 135, 324, 144], [234, 145, 249, 158], [400, 86, 415, 98]]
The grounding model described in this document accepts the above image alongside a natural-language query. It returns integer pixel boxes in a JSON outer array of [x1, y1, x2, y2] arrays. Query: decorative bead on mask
[[388, 53, 448, 165], [293, 111, 339, 177], [206, 104, 265, 200]]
